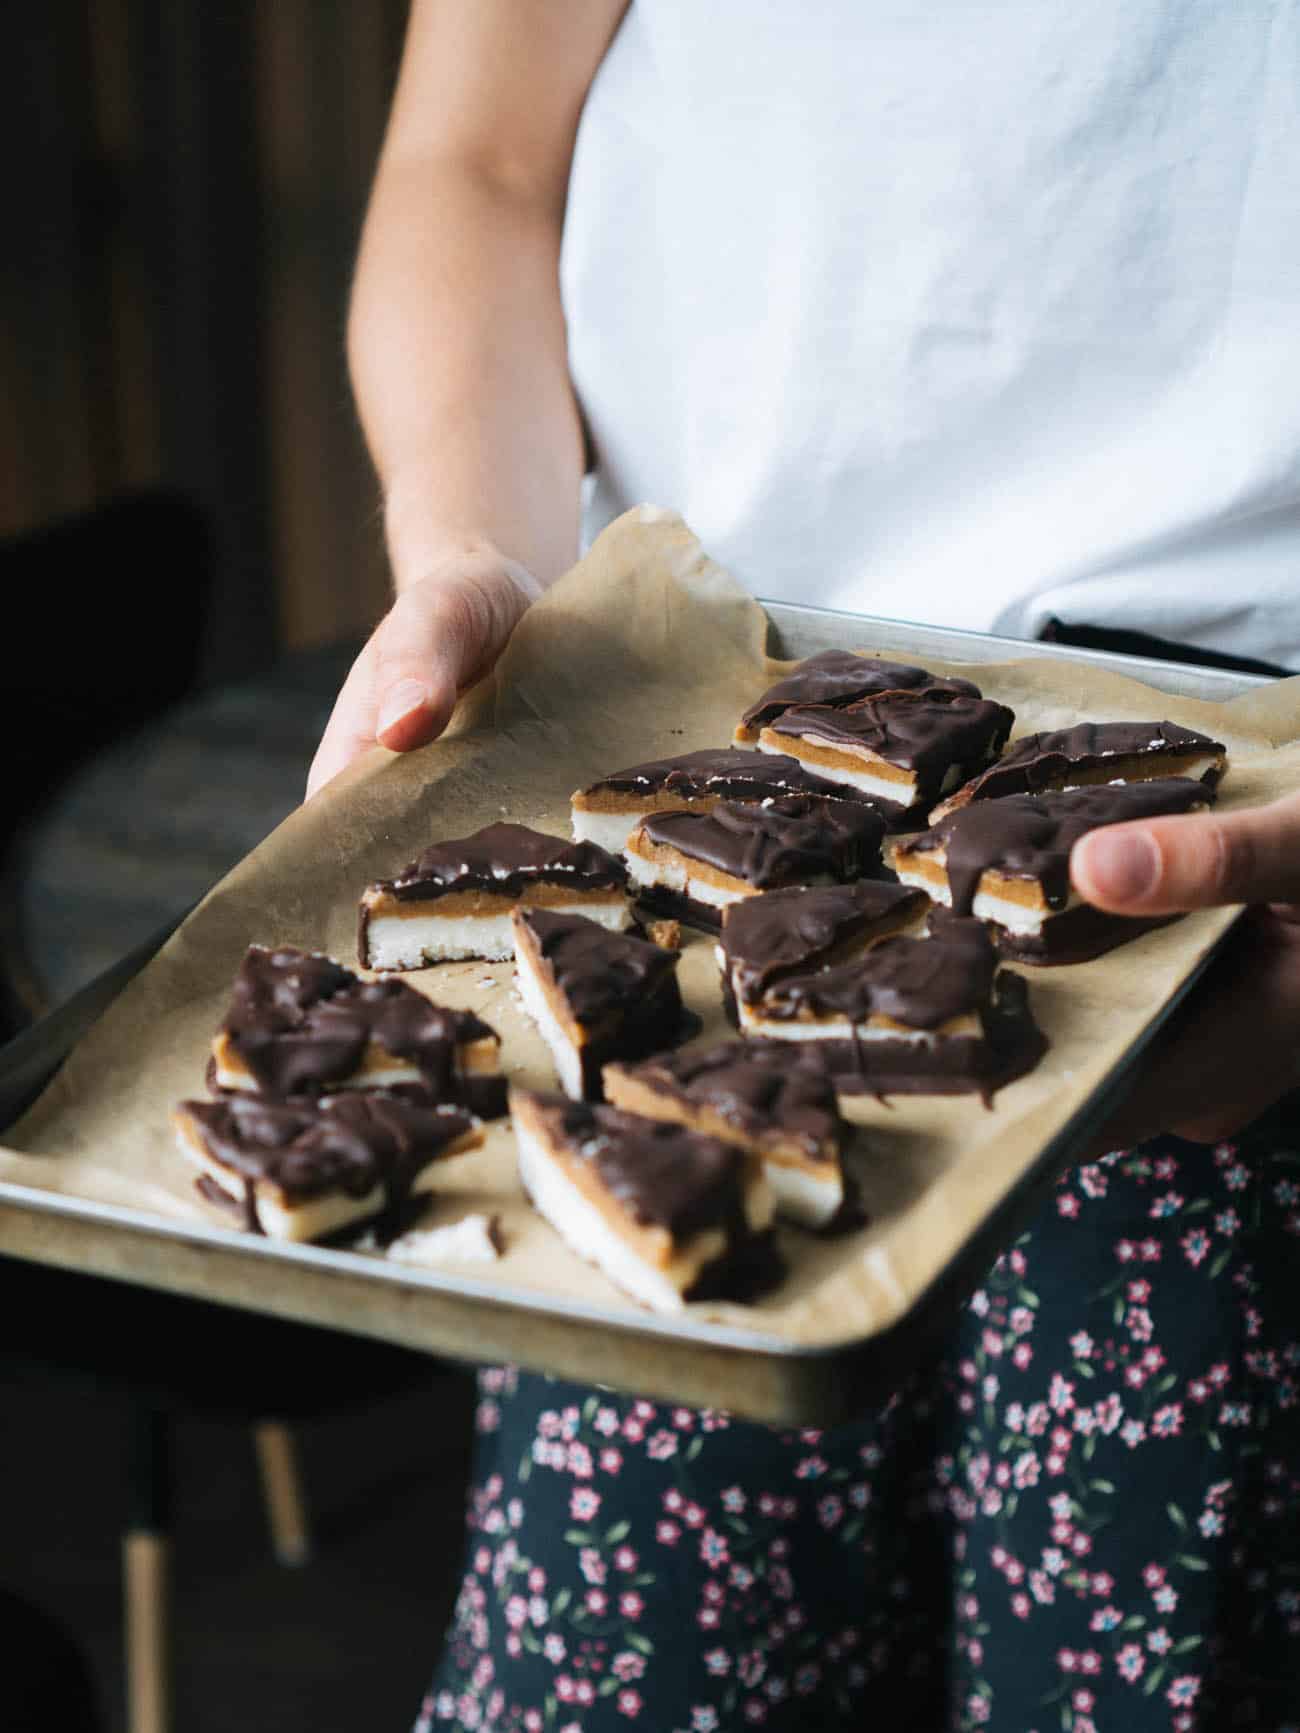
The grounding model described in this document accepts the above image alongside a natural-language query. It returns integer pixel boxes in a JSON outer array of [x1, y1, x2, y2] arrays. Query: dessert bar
[[734, 650, 981, 743], [623, 795, 887, 930], [511, 906, 688, 1100], [510, 1088, 779, 1313], [211, 945, 506, 1117], [758, 689, 1014, 809], [718, 880, 929, 1021], [174, 1091, 482, 1242], [359, 822, 630, 968], [930, 720, 1227, 820], [571, 745, 893, 855], [733, 915, 1046, 1098], [603, 1040, 849, 1229], [888, 778, 1215, 963]]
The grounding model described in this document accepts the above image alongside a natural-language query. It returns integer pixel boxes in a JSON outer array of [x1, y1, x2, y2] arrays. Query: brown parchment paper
[[4, 506, 1300, 1355]]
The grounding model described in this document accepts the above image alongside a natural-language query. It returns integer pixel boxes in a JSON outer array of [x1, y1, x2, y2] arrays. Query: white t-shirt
[[561, 1, 1300, 665]]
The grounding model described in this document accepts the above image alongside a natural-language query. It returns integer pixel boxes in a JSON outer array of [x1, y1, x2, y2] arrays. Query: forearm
[[347, 152, 586, 593]]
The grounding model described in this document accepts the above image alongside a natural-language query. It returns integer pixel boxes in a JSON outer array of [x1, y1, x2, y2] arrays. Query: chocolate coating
[[376, 822, 627, 902], [740, 651, 981, 732], [759, 915, 998, 1030], [181, 1092, 474, 1208], [898, 778, 1216, 916], [941, 720, 1226, 809], [516, 908, 679, 1026], [638, 796, 885, 888], [619, 1040, 843, 1163], [575, 745, 889, 812], [770, 690, 1014, 791], [720, 881, 928, 1004], [222, 944, 496, 1100], [530, 1093, 754, 1241]]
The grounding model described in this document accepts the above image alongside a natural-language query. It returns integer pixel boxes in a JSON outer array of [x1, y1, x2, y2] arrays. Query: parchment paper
[[4, 506, 1300, 1352]]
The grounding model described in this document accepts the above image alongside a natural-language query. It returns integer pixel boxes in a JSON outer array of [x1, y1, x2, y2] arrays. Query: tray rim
[[0, 601, 1271, 1421]]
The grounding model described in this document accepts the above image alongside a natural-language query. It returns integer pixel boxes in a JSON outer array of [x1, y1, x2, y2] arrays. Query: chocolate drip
[[517, 908, 679, 1024], [905, 778, 1216, 916], [639, 796, 884, 888], [223, 945, 495, 1098], [576, 746, 891, 813], [944, 720, 1226, 807], [772, 689, 1014, 778], [182, 1093, 475, 1221], [543, 1095, 752, 1240], [720, 881, 927, 1002], [740, 651, 981, 732], [626, 1040, 843, 1162], [760, 917, 998, 1029], [378, 822, 627, 901]]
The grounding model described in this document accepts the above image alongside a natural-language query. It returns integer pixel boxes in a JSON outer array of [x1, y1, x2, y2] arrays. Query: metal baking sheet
[[0, 602, 1270, 1423]]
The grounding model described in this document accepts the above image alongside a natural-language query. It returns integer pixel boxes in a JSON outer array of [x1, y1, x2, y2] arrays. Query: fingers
[[305, 559, 534, 800], [1071, 789, 1300, 915]]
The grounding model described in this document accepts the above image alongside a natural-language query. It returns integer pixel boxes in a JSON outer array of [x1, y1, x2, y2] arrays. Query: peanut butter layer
[[361, 882, 627, 923]]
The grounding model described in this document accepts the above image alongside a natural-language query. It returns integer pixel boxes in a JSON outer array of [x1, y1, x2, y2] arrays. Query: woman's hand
[[306, 543, 541, 799], [1071, 790, 1300, 1142]]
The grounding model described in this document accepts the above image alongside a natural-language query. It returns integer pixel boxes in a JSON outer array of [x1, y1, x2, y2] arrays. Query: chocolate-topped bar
[[571, 745, 895, 855], [510, 1087, 779, 1313], [888, 778, 1215, 963], [212, 945, 507, 1119], [603, 1040, 850, 1230], [734, 650, 982, 744], [738, 915, 1047, 1099], [174, 1092, 482, 1242], [511, 907, 688, 1100], [758, 689, 1015, 809], [718, 880, 929, 1021], [930, 720, 1227, 820], [359, 822, 631, 969], [623, 795, 886, 931]]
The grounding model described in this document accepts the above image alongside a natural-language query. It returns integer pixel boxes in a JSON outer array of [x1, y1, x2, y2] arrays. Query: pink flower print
[[663, 1487, 683, 1514], [795, 1455, 827, 1479], [1139, 1237, 1161, 1261], [593, 1405, 620, 1436], [982, 1327, 1004, 1357], [1181, 1228, 1210, 1266], [1151, 1404, 1183, 1438], [527, 1565, 546, 1592], [721, 1485, 747, 1514], [1116, 1239, 1137, 1262], [585, 1588, 608, 1615], [473, 1546, 490, 1574], [1146, 1628, 1172, 1655], [1005, 1402, 1026, 1433], [1057, 1648, 1078, 1673], [1116, 1644, 1145, 1682], [738, 1652, 766, 1689], [621, 1417, 645, 1444], [1127, 1278, 1151, 1302], [632, 1400, 656, 1421], [1223, 1163, 1248, 1191], [1049, 1493, 1074, 1522], [567, 1442, 594, 1478], [969, 1287, 990, 1316], [574, 1680, 596, 1707], [613, 1651, 647, 1682], [730, 1563, 755, 1591], [965, 1693, 991, 1723], [742, 1704, 767, 1725], [1208, 1362, 1230, 1387], [1153, 1584, 1179, 1614], [1069, 1331, 1094, 1359], [1207, 1478, 1232, 1507], [699, 1528, 729, 1569], [619, 1590, 645, 1619], [476, 1399, 501, 1431], [1090, 1605, 1121, 1632], [994, 1460, 1012, 1488], [1167, 1677, 1201, 1708], [1009, 1248, 1027, 1274], [538, 1410, 562, 1439], [1073, 1688, 1096, 1712], [1198, 1508, 1225, 1538], [561, 1405, 581, 1437], [1049, 1374, 1075, 1414], [1014, 1452, 1040, 1490], [1143, 1564, 1167, 1589], [1121, 1418, 1146, 1448], [656, 1519, 680, 1546], [1149, 1191, 1183, 1219], [1030, 1570, 1055, 1605], [571, 1488, 601, 1521], [703, 1647, 731, 1677], [1026, 1402, 1051, 1436], [699, 1408, 730, 1432], [524, 1713, 543, 1733], [691, 1709, 719, 1732], [645, 1428, 678, 1461], [1042, 1547, 1066, 1577], [697, 1604, 720, 1629], [505, 1596, 528, 1630], [769, 1537, 790, 1560], [1219, 1400, 1251, 1427], [1124, 1363, 1148, 1390], [1012, 1592, 1031, 1618], [544, 1634, 566, 1664], [1079, 1651, 1101, 1675], [613, 1544, 638, 1572], [1072, 1533, 1093, 1557], [683, 1501, 706, 1528], [505, 1631, 522, 1658], [1004, 1559, 1025, 1584], [1046, 1452, 1067, 1476], [1058, 1193, 1080, 1218], [818, 1494, 844, 1529], [599, 1447, 623, 1475], [1127, 1306, 1154, 1342], [1051, 1520, 1072, 1545], [1079, 1165, 1107, 1198]]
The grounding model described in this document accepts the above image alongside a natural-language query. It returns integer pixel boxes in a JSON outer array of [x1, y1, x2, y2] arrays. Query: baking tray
[[0, 602, 1267, 1424]]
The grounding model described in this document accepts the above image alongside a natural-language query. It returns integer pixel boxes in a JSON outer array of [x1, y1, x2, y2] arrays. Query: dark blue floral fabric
[[417, 1109, 1300, 1732]]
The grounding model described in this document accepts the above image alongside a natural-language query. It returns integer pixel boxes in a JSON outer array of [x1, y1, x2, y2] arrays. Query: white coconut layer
[[623, 848, 752, 911], [364, 898, 631, 969], [767, 1159, 844, 1230], [213, 1059, 426, 1093], [571, 807, 643, 853], [891, 864, 1084, 938], [514, 949, 586, 1099], [756, 736, 920, 805]]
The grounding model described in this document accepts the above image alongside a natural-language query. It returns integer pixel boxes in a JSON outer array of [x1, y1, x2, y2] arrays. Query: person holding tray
[[311, 5, 1300, 1728]]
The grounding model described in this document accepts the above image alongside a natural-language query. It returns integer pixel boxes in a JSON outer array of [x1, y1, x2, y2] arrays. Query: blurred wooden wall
[[2, 1, 409, 674]]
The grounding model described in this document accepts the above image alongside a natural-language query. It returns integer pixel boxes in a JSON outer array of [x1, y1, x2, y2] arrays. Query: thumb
[[1071, 789, 1300, 914]]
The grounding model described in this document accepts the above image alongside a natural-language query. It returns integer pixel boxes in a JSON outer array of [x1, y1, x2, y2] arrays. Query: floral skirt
[[416, 1107, 1300, 1732]]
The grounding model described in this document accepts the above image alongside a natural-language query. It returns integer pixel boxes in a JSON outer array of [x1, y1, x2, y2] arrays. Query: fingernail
[[1081, 830, 1159, 903], [377, 679, 430, 737]]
